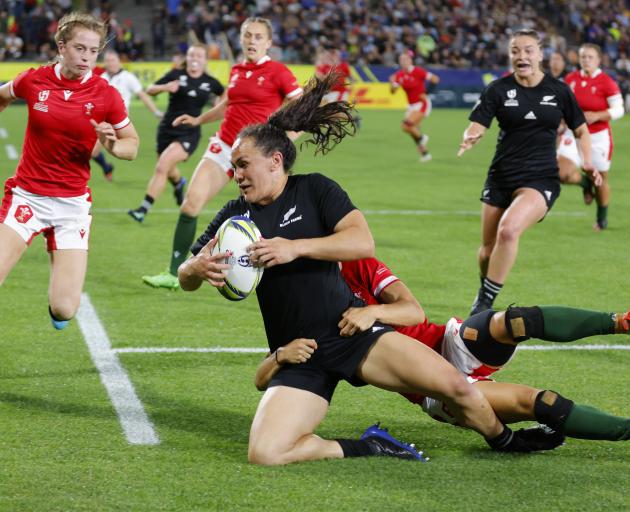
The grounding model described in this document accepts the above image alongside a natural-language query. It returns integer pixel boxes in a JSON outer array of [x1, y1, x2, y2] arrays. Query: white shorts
[[557, 128, 612, 172], [421, 317, 501, 425], [323, 90, 350, 103], [202, 135, 234, 176], [406, 97, 431, 117], [0, 179, 92, 251]]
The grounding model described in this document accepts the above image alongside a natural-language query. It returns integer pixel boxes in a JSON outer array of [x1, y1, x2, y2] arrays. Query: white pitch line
[[112, 344, 630, 355], [114, 347, 268, 354], [91, 208, 587, 217], [76, 293, 160, 445], [6, 144, 18, 160], [0, 127, 8, 138]]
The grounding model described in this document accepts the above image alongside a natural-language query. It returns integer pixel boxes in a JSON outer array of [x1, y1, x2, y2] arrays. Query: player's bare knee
[[496, 223, 520, 244], [248, 442, 284, 466]]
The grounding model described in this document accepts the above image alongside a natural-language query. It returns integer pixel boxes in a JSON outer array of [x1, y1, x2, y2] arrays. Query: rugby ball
[[211, 216, 264, 301]]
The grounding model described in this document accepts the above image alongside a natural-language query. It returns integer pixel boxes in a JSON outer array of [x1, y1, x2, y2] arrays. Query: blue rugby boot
[[360, 423, 428, 461]]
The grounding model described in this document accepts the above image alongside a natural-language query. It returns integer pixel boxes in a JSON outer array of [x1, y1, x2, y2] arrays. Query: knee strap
[[461, 309, 516, 367], [534, 390, 574, 431], [504, 306, 544, 342]]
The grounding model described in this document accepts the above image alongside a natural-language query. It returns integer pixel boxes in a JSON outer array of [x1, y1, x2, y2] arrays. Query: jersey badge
[[591, 86, 597, 94], [14, 204, 33, 224], [524, 111, 537, 120], [257, 76, 266, 86], [187, 90, 197, 97], [34, 90, 49, 112], [209, 142, 222, 154], [200, 82, 211, 91], [84, 103, 94, 116], [544, 190, 552, 200], [63, 90, 73, 101], [79, 228, 86, 239], [279, 205, 302, 227], [504, 89, 518, 107], [581, 81, 587, 87], [179, 75, 188, 86], [540, 95, 557, 106], [245, 71, 253, 79], [183, 141, 191, 150], [371, 326, 384, 333]]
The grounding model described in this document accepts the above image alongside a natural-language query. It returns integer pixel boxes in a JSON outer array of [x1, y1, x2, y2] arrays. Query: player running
[[557, 43, 624, 231], [127, 44, 224, 223], [141, 17, 302, 290], [458, 28, 601, 315], [0, 12, 139, 330], [389, 50, 439, 163]]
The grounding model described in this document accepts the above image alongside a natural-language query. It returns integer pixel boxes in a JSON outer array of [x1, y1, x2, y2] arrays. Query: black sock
[[479, 277, 503, 304], [596, 205, 608, 224], [92, 152, 109, 171], [336, 438, 375, 457], [138, 195, 155, 214], [580, 174, 591, 191]]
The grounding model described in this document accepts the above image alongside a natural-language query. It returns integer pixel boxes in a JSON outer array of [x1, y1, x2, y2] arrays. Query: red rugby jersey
[[564, 69, 621, 134], [392, 66, 429, 104], [218, 56, 302, 146], [10, 63, 129, 196]]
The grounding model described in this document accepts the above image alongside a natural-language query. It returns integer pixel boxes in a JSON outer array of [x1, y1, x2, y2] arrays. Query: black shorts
[[156, 127, 201, 156], [480, 178, 561, 211], [268, 323, 394, 402]]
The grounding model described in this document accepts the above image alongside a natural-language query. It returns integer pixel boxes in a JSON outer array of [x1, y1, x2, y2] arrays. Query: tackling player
[[0, 12, 139, 329], [127, 44, 224, 223], [255, 257, 630, 447], [141, 17, 302, 290], [557, 43, 623, 231], [389, 50, 439, 163], [179, 74, 551, 465]]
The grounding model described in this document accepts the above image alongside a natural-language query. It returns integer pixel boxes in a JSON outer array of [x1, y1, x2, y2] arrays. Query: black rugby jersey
[[192, 173, 363, 350], [470, 73, 585, 186], [155, 69, 224, 134]]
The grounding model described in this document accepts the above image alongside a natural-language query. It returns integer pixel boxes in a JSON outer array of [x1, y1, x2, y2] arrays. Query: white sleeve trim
[[113, 117, 131, 130], [9, 80, 16, 99], [373, 275, 399, 298], [606, 94, 624, 121], [286, 87, 303, 99]]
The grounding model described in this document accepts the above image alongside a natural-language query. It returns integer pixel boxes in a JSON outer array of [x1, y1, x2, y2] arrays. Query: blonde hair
[[54, 12, 108, 50], [240, 17, 273, 40], [579, 43, 603, 59]]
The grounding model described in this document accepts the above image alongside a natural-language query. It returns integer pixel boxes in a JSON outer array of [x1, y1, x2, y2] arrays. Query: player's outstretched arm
[[0, 82, 16, 113], [254, 338, 318, 391], [339, 281, 425, 336], [173, 94, 228, 127], [457, 121, 486, 156], [137, 90, 163, 118]]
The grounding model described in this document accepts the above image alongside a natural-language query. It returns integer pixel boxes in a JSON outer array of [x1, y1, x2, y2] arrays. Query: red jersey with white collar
[[10, 64, 129, 197], [340, 258, 446, 349], [564, 69, 621, 134], [218, 56, 302, 146], [316, 61, 352, 93], [393, 66, 429, 104]]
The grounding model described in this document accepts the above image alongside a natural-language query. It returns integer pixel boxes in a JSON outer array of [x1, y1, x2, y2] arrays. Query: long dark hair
[[238, 72, 358, 171]]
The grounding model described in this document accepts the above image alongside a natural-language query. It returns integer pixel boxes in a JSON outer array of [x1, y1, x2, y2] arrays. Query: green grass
[[1, 105, 630, 511]]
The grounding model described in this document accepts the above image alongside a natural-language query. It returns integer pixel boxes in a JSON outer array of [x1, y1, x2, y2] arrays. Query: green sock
[[540, 306, 615, 342], [169, 213, 198, 276], [565, 404, 630, 441], [579, 174, 591, 191], [596, 205, 608, 224]]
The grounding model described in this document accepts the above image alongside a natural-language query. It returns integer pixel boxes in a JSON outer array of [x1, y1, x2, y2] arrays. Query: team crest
[[504, 89, 518, 106], [257, 76, 266, 86], [38, 90, 50, 102], [209, 143, 222, 154], [84, 103, 94, 116], [245, 71, 253, 79], [14, 204, 33, 224]]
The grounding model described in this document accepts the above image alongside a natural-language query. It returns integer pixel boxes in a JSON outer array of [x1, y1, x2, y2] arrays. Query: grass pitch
[[1, 103, 629, 511]]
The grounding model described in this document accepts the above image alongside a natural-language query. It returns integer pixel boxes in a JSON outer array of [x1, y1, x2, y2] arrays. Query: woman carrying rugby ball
[[178, 74, 546, 465]]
